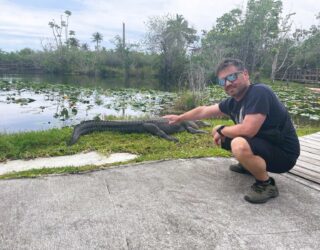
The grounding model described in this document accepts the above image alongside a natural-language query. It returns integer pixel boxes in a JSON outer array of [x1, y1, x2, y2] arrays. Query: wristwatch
[[217, 125, 226, 136]]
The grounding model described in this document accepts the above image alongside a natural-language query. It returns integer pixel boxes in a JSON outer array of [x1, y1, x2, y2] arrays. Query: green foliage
[[294, 27, 320, 68], [296, 126, 320, 137], [172, 91, 199, 111], [0, 120, 230, 178], [0, 128, 72, 161], [0, 116, 318, 179], [1, 79, 320, 178], [0, 48, 157, 78], [1, 5, 320, 87], [145, 14, 199, 88], [201, 0, 283, 75], [269, 82, 320, 122], [242, 0, 282, 71], [171, 85, 227, 113]]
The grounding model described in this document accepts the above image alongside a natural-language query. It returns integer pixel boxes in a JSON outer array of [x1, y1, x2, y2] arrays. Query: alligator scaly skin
[[69, 118, 209, 145]]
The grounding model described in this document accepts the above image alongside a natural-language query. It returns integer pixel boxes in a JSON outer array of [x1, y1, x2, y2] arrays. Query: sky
[[0, 0, 319, 52]]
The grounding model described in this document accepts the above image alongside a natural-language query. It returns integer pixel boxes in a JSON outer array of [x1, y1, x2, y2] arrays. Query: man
[[164, 58, 300, 204]]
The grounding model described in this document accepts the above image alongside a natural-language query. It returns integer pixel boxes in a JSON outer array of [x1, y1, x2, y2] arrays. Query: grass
[[0, 118, 319, 179], [296, 126, 320, 137]]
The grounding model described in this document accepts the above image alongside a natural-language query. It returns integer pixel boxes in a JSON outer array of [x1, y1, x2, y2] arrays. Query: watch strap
[[217, 125, 225, 136]]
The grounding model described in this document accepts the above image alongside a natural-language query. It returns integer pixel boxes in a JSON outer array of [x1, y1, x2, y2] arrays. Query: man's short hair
[[215, 58, 246, 75]]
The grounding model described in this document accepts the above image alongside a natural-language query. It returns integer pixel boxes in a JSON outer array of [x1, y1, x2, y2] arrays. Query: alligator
[[69, 118, 210, 145]]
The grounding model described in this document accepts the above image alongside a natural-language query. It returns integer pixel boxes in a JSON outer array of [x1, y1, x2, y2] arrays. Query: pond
[[1, 74, 320, 134], [0, 73, 163, 90], [0, 74, 176, 133]]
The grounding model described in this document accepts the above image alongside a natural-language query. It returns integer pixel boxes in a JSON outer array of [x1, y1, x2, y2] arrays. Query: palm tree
[[91, 32, 103, 51], [162, 14, 198, 87], [165, 14, 198, 51]]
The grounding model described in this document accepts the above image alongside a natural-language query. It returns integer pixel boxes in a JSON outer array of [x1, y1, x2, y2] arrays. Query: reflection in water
[[0, 73, 163, 90], [0, 75, 175, 133]]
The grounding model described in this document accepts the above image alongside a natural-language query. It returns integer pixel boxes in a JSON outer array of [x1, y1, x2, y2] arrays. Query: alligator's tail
[[68, 121, 107, 145]]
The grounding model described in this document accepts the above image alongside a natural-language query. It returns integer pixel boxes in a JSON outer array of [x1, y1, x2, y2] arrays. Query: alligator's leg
[[142, 123, 179, 142], [185, 126, 208, 134]]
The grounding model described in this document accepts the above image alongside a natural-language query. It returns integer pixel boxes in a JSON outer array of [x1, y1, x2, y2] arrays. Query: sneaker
[[229, 163, 252, 175], [244, 177, 279, 204]]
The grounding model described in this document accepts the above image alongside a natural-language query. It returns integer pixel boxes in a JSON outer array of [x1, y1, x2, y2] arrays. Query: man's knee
[[231, 137, 252, 157]]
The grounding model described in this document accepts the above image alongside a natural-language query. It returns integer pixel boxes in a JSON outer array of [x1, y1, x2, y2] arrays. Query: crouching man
[[164, 58, 300, 204]]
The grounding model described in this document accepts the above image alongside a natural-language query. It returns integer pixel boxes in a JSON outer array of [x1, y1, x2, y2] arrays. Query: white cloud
[[0, 0, 319, 51], [282, 0, 319, 29]]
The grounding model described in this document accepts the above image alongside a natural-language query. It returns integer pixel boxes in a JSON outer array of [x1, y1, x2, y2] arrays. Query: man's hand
[[212, 125, 225, 146], [162, 115, 181, 125]]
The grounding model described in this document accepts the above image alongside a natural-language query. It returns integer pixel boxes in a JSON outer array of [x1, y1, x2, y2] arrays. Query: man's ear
[[243, 70, 250, 81]]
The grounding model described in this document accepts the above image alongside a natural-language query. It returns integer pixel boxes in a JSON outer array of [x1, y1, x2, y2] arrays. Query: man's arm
[[219, 113, 266, 138], [163, 104, 225, 124]]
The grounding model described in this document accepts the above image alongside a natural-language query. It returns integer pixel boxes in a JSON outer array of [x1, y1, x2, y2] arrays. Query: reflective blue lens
[[226, 73, 237, 82], [217, 72, 241, 86]]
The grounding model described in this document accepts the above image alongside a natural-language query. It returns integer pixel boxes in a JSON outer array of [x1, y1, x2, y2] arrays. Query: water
[[0, 74, 175, 133], [0, 73, 162, 90], [2, 74, 318, 134]]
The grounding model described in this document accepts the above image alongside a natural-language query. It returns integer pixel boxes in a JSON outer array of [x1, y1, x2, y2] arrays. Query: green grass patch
[[296, 126, 320, 137], [0, 118, 319, 179]]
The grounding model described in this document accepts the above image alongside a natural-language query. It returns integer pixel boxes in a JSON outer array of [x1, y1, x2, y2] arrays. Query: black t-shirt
[[219, 83, 300, 157]]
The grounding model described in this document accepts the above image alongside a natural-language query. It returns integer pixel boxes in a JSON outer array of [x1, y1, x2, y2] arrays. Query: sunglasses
[[218, 71, 243, 86]]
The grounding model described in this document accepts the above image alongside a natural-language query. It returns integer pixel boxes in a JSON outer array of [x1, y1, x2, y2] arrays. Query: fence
[[275, 68, 320, 84]]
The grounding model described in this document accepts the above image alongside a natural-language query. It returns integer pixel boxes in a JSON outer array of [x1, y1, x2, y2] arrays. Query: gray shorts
[[221, 137, 297, 173]]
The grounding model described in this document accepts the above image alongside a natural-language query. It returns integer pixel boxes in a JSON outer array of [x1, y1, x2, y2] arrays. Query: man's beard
[[226, 85, 248, 100]]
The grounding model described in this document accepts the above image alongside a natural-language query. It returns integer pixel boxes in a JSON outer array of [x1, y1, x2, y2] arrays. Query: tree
[[92, 32, 103, 51], [145, 14, 198, 88], [240, 0, 283, 72], [65, 29, 80, 49], [270, 12, 296, 81], [48, 21, 59, 49], [64, 10, 72, 47], [200, 8, 243, 77], [112, 35, 139, 79], [48, 10, 72, 50], [200, 0, 283, 75], [295, 13, 320, 68], [81, 43, 90, 51], [68, 37, 80, 48], [165, 14, 198, 50]]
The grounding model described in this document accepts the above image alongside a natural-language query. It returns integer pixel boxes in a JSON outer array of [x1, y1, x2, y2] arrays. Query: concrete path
[[0, 152, 138, 175], [0, 157, 319, 250]]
